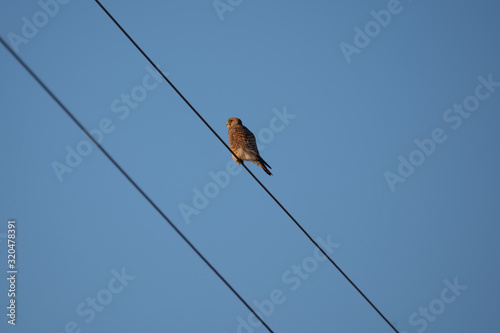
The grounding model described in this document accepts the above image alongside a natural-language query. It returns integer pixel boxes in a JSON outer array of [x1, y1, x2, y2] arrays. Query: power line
[[93, 2, 399, 332], [0, 37, 274, 333]]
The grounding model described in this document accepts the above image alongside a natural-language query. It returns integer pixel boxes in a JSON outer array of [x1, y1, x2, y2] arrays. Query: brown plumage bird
[[226, 117, 272, 175]]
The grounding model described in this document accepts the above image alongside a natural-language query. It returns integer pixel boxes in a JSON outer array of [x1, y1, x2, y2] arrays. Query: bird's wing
[[240, 125, 260, 155]]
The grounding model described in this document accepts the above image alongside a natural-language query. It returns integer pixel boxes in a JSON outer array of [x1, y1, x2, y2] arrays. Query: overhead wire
[[93, 1, 400, 332], [0, 36, 274, 333]]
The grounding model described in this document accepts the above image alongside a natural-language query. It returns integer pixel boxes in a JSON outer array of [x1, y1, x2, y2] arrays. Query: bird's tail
[[257, 158, 272, 176]]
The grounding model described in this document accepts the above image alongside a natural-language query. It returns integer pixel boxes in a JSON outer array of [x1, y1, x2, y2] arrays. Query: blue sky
[[1, 0, 499, 332]]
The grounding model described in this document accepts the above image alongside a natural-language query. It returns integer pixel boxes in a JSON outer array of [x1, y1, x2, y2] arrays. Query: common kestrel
[[226, 117, 272, 175]]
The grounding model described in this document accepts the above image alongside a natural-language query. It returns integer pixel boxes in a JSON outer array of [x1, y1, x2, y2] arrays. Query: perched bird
[[226, 117, 272, 175]]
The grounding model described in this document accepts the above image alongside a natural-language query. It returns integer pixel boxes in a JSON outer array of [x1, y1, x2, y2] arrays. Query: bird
[[226, 117, 272, 175]]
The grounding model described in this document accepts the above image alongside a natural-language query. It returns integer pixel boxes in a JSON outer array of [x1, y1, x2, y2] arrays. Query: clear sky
[[1, 0, 499, 332]]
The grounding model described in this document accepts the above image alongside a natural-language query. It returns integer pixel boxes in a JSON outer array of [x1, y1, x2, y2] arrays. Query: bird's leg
[[236, 158, 244, 165]]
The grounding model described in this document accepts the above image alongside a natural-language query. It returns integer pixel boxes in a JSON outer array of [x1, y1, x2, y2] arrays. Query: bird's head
[[226, 117, 242, 128]]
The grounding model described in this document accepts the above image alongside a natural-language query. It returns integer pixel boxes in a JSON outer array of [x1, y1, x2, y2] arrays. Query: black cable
[[92, 2, 400, 332], [0, 36, 274, 333]]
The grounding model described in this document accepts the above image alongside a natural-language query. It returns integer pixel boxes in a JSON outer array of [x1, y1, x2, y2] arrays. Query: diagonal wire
[[93, 1, 400, 332], [0, 36, 274, 333]]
